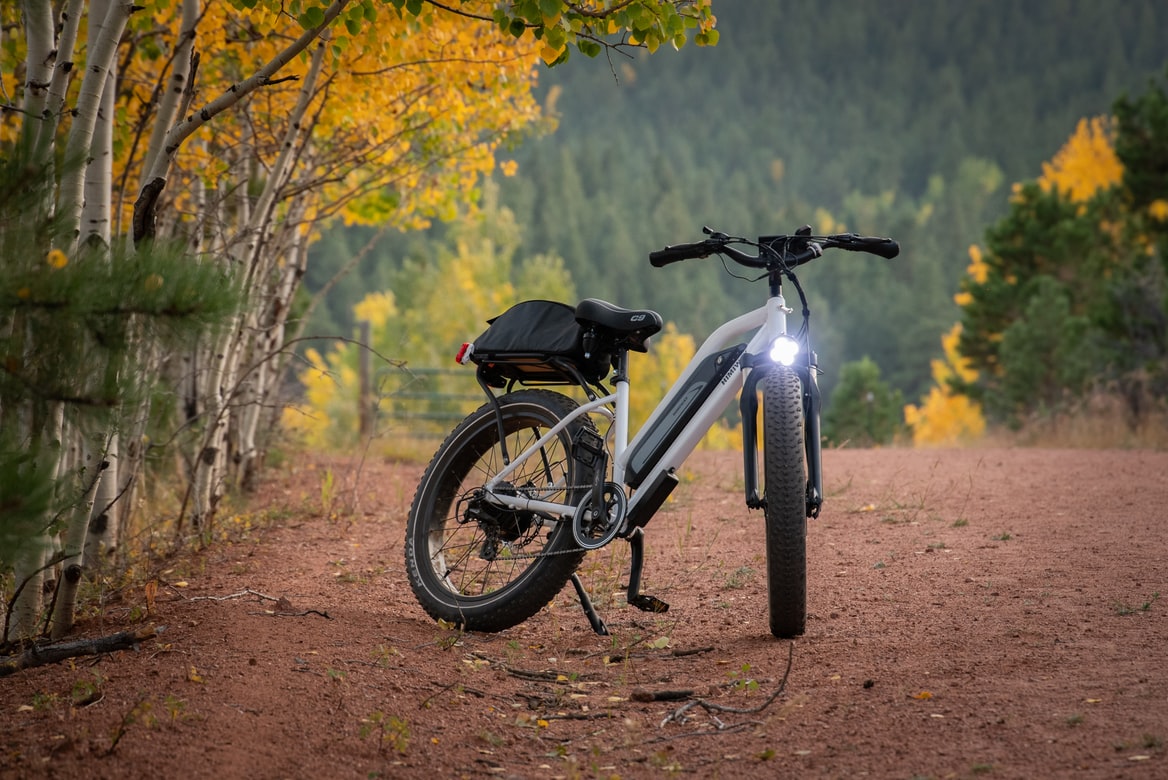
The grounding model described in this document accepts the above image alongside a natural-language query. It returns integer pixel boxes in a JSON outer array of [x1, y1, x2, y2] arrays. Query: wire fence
[[371, 365, 484, 440]]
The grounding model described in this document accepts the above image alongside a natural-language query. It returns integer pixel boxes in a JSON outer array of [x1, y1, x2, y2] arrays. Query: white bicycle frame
[[480, 292, 794, 524]]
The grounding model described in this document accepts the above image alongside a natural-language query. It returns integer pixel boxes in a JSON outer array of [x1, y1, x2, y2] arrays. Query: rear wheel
[[404, 390, 594, 632], [762, 366, 808, 638]]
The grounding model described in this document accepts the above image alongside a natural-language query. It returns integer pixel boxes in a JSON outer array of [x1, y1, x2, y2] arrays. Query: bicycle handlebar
[[649, 228, 899, 270]]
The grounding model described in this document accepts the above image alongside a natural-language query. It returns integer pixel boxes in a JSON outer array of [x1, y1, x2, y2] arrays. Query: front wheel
[[404, 390, 594, 632], [762, 366, 808, 638]]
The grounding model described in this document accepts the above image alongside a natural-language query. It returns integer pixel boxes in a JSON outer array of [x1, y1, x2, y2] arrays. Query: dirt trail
[[3, 448, 1167, 779]]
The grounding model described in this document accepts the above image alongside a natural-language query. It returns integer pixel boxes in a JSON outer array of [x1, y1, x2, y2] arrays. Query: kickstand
[[570, 573, 609, 635], [625, 528, 670, 613]]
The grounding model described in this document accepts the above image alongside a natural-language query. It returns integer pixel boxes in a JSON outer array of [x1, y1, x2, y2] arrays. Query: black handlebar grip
[[832, 234, 900, 259], [648, 241, 711, 267], [866, 238, 900, 259]]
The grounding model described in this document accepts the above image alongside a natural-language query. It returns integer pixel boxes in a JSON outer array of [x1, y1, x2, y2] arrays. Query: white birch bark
[[138, 0, 200, 193], [7, 0, 61, 643], [187, 147, 252, 532], [84, 432, 119, 561], [43, 0, 124, 635], [19, 0, 54, 154], [55, 0, 131, 253], [244, 227, 311, 490], [34, 0, 86, 159], [48, 427, 106, 639], [80, 1, 122, 555], [81, 39, 115, 249]]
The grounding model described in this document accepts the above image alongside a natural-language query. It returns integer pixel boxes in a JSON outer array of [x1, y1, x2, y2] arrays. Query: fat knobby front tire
[[404, 390, 595, 632], [762, 365, 808, 638]]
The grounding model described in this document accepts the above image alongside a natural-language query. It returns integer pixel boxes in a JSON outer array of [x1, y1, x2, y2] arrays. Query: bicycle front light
[[769, 335, 800, 366]]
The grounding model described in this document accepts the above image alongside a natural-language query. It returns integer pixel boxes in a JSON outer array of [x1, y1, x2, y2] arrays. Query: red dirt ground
[[2, 447, 1167, 779]]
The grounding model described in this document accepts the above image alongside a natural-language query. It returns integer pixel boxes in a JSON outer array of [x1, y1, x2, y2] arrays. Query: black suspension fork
[[799, 352, 824, 518], [739, 352, 823, 518], [739, 354, 766, 509]]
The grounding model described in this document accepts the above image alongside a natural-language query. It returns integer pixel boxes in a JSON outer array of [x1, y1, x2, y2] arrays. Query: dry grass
[[980, 391, 1168, 450]]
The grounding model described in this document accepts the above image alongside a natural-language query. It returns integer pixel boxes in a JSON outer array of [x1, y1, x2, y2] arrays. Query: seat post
[[611, 350, 630, 484]]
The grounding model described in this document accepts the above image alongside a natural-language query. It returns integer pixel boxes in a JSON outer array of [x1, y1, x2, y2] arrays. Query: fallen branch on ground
[[182, 588, 329, 618], [0, 626, 161, 677], [180, 587, 280, 602], [659, 642, 794, 729], [632, 688, 695, 702]]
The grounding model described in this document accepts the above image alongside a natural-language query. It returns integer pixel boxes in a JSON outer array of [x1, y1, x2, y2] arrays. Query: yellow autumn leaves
[[902, 322, 986, 446], [1036, 116, 1123, 204]]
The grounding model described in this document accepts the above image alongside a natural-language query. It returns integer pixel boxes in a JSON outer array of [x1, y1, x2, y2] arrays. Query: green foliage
[[294, 1, 1168, 422], [393, 0, 717, 64], [956, 182, 1117, 386], [0, 438, 56, 573], [957, 71, 1168, 425], [1114, 67, 1168, 215], [995, 277, 1095, 419], [823, 358, 905, 446]]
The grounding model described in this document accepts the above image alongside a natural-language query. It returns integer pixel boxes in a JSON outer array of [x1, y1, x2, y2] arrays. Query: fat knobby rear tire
[[404, 390, 595, 632]]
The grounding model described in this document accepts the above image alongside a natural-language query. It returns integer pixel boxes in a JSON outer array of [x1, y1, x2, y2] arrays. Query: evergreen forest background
[[302, 0, 1168, 421]]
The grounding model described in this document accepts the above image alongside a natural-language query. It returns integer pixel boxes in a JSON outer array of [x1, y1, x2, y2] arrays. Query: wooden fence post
[[358, 320, 372, 439]]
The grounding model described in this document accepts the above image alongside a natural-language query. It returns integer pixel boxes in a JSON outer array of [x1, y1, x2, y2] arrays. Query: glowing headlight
[[769, 335, 800, 366]]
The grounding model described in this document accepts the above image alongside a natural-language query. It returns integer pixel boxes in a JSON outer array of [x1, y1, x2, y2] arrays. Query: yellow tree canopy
[[112, 1, 547, 239], [1036, 115, 1123, 203], [903, 322, 985, 446], [3, 0, 717, 240]]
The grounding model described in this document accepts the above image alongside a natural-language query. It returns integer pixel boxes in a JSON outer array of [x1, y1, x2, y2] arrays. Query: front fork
[[740, 353, 823, 518], [801, 354, 824, 518]]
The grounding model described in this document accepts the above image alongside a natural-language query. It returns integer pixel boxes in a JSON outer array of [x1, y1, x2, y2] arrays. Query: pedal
[[624, 528, 670, 613], [628, 594, 670, 613]]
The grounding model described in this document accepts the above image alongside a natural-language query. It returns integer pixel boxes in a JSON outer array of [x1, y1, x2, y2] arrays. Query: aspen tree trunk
[[48, 428, 106, 639], [241, 226, 311, 491], [138, 0, 200, 194], [118, 65, 202, 538], [107, 0, 200, 533], [234, 35, 327, 489], [186, 141, 252, 533], [34, 0, 85, 159], [39, 0, 129, 636], [7, 0, 60, 643], [18, 0, 54, 151], [6, 404, 63, 643], [79, 0, 121, 560], [84, 434, 119, 561], [55, 0, 130, 253], [189, 327, 231, 533]]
